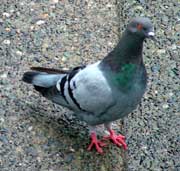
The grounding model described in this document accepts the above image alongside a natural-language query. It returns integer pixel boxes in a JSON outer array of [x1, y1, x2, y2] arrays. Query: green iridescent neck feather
[[112, 63, 136, 88]]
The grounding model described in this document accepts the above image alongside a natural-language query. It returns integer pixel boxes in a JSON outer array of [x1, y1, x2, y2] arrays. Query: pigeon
[[22, 17, 155, 154]]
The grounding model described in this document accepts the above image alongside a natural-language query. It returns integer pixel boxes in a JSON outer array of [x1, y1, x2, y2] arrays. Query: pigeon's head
[[127, 17, 155, 40]]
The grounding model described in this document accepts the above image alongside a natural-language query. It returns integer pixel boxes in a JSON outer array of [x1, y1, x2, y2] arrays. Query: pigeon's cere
[[22, 17, 155, 154]]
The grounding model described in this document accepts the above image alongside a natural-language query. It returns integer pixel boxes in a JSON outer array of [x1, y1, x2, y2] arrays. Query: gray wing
[[63, 62, 115, 114], [23, 62, 115, 115]]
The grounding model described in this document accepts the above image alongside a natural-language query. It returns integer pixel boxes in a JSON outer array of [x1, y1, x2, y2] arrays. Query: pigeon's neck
[[101, 31, 144, 71]]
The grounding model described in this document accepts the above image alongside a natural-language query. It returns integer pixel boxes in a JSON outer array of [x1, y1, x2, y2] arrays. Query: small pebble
[[0, 18, 3, 23], [51, 0, 59, 4], [0, 73, 7, 78], [0, 118, 5, 123], [170, 44, 177, 50], [169, 92, 173, 97], [40, 13, 49, 19], [134, 5, 144, 10], [36, 20, 45, 25], [30, 25, 35, 30], [154, 90, 158, 94], [162, 104, 169, 109], [19, 2, 24, 6], [61, 57, 67, 62], [37, 157, 41, 162], [63, 52, 71, 58], [2, 12, 11, 18], [16, 147, 23, 153], [141, 146, 147, 150], [28, 126, 33, 131], [69, 147, 75, 152], [3, 39, 11, 45], [5, 28, 11, 32], [156, 49, 166, 54], [16, 50, 23, 56]]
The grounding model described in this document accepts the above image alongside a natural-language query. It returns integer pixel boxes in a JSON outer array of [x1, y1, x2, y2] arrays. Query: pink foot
[[103, 129, 127, 150], [87, 132, 106, 154]]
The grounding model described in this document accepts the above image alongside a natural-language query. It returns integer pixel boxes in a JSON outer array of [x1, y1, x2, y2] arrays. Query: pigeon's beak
[[147, 31, 156, 41], [148, 32, 155, 37]]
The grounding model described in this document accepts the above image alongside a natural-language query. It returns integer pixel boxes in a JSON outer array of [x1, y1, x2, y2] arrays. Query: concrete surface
[[0, 0, 179, 171]]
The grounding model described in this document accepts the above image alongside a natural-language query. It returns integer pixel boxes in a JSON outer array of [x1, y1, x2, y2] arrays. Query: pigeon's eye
[[136, 24, 143, 30]]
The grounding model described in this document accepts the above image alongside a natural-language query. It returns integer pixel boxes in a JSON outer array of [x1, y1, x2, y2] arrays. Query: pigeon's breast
[[97, 81, 146, 124], [80, 67, 147, 126], [96, 65, 147, 123], [110, 65, 147, 119]]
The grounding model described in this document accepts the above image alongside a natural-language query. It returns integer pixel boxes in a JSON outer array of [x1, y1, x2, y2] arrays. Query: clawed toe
[[103, 129, 128, 150], [87, 132, 107, 154], [87, 130, 127, 154]]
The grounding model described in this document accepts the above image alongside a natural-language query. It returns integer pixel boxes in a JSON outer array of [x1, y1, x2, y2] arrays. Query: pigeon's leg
[[103, 122, 127, 150], [87, 126, 106, 154]]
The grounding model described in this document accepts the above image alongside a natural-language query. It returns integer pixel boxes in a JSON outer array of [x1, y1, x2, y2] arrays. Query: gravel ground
[[0, 0, 179, 171]]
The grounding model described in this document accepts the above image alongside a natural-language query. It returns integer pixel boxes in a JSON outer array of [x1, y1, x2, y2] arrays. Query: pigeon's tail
[[22, 71, 62, 88], [23, 71, 66, 96], [22, 71, 69, 106]]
